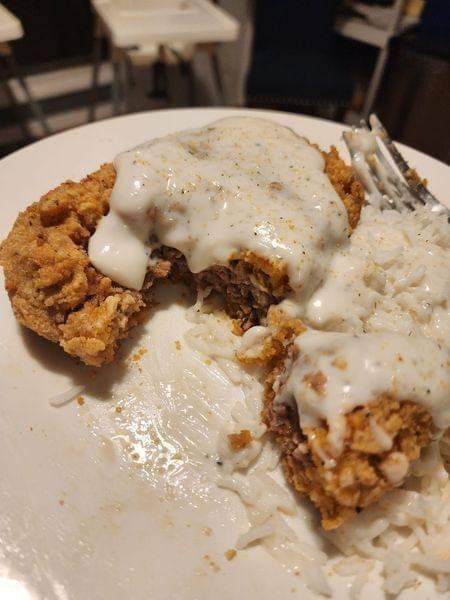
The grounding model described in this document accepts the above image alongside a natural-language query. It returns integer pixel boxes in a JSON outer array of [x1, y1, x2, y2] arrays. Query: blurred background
[[0, 0, 448, 161]]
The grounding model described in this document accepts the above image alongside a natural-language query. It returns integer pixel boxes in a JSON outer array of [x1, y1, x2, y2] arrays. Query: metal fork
[[343, 114, 448, 218]]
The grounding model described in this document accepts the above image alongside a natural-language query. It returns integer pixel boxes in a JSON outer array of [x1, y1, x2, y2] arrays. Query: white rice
[[305, 204, 450, 347], [49, 385, 85, 407], [184, 204, 450, 597], [327, 440, 450, 594]]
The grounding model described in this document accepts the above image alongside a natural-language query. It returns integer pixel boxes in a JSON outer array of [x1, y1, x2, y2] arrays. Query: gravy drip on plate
[[88, 117, 348, 297]]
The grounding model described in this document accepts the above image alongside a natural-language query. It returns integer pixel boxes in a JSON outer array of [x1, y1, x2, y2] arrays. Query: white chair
[[0, 3, 50, 138], [335, 0, 420, 119], [89, 0, 239, 119]]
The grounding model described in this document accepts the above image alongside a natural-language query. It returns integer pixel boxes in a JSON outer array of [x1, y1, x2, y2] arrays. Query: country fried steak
[[0, 148, 363, 365]]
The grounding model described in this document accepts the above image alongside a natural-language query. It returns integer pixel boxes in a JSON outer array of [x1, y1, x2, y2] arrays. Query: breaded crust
[[1, 147, 363, 365], [0, 164, 153, 366], [261, 328, 434, 530], [322, 146, 363, 230]]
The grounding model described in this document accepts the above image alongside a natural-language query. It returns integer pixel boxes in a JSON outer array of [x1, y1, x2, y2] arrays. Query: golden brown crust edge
[[259, 324, 434, 530], [322, 146, 364, 231], [0, 164, 148, 366]]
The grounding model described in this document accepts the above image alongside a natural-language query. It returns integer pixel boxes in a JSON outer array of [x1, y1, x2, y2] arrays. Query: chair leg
[[3, 44, 50, 136], [119, 54, 130, 114], [111, 46, 132, 115], [0, 57, 31, 141], [109, 37, 126, 116], [210, 49, 225, 105], [88, 27, 102, 122], [111, 60, 120, 115], [362, 45, 389, 119], [180, 60, 196, 106], [150, 60, 166, 99]]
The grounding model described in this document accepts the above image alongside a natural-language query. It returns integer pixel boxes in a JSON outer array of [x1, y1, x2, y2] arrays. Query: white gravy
[[86, 116, 450, 464], [276, 329, 450, 455], [88, 117, 348, 295]]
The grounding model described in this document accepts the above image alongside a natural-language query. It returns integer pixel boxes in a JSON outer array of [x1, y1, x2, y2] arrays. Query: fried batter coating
[[0, 164, 154, 366], [322, 146, 363, 230], [1, 145, 363, 366], [261, 330, 434, 529]]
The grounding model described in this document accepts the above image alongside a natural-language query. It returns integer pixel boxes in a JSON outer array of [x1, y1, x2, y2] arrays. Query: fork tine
[[343, 131, 385, 207], [369, 114, 439, 207], [367, 153, 409, 208], [362, 115, 422, 208], [356, 118, 402, 199], [369, 115, 410, 173], [344, 116, 448, 218], [345, 129, 402, 210], [369, 138, 420, 209]]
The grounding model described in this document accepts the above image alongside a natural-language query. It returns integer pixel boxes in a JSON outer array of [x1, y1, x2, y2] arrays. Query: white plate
[[0, 108, 448, 600]]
